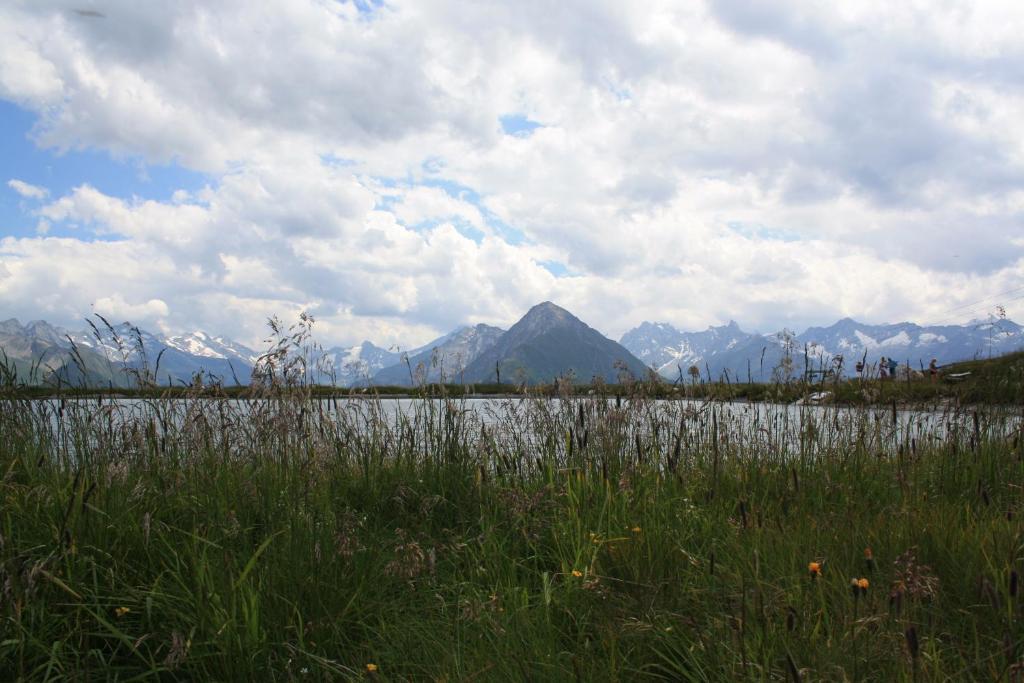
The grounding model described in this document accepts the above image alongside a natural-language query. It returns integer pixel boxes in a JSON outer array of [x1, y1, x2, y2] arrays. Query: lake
[[10, 395, 1020, 465]]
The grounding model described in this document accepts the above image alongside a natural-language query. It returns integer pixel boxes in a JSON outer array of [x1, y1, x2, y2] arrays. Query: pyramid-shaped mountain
[[462, 302, 649, 384]]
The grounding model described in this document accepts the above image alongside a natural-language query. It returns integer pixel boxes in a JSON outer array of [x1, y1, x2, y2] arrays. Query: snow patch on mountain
[[880, 331, 912, 346], [853, 330, 879, 349], [622, 316, 1024, 381]]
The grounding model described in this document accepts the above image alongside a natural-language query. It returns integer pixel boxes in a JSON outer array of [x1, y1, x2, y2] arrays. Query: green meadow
[[1, 358, 1022, 681]]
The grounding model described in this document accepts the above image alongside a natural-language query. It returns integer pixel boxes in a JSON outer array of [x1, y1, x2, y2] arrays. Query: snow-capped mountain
[[165, 331, 261, 365], [0, 318, 84, 384], [797, 317, 1023, 372], [621, 316, 1024, 381], [315, 341, 402, 386], [619, 320, 757, 379], [5, 311, 1022, 388], [68, 323, 168, 363], [372, 323, 506, 386], [0, 320, 261, 387], [69, 323, 258, 386], [2, 314, 501, 388]]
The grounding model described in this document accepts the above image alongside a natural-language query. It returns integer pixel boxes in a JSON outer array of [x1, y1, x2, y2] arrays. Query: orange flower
[[571, 569, 583, 578], [114, 606, 130, 618], [808, 561, 822, 577], [366, 663, 378, 673], [857, 578, 869, 590]]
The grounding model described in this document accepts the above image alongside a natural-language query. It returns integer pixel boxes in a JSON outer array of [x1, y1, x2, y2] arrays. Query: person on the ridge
[[929, 358, 939, 382], [879, 356, 888, 379], [888, 357, 898, 379]]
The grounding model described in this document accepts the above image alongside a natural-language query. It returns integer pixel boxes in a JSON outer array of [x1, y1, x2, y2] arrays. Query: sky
[[1, 0, 1023, 350]]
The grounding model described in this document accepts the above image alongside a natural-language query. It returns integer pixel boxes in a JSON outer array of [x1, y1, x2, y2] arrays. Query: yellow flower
[[857, 578, 869, 590], [114, 606, 130, 618], [808, 561, 821, 577], [631, 526, 642, 533], [571, 569, 583, 578], [366, 663, 378, 673]]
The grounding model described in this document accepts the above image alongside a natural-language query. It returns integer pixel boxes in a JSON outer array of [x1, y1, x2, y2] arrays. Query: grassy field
[[1, 375, 1022, 680]]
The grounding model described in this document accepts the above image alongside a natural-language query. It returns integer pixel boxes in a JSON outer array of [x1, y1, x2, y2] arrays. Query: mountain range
[[619, 316, 1023, 381], [1, 305, 1020, 388], [0, 319, 261, 387], [370, 323, 506, 386]]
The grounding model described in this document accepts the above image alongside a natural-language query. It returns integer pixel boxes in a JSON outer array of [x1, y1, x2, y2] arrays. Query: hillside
[[462, 302, 649, 384]]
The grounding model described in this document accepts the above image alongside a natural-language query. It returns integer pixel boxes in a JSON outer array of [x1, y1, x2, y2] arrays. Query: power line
[[930, 283, 1024, 318], [923, 284, 1024, 327]]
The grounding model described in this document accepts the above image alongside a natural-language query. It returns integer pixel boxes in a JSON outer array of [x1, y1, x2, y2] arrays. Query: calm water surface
[[15, 395, 1020, 462]]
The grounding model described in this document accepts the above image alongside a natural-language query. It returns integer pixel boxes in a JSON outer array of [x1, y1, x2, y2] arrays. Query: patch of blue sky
[[371, 171, 530, 246], [372, 193, 401, 212], [328, 0, 385, 20], [0, 100, 210, 240], [421, 156, 446, 175], [401, 216, 485, 244], [538, 260, 571, 277], [499, 114, 542, 138], [351, 0, 385, 15], [417, 177, 528, 245], [320, 152, 358, 168], [601, 78, 632, 102], [479, 210, 527, 246], [727, 221, 801, 243]]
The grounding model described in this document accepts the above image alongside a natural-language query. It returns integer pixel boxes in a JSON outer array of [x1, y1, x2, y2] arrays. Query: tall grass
[[1, 375, 1022, 679]]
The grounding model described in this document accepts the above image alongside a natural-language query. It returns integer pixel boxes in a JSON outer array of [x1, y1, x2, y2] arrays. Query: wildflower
[[631, 526, 642, 534], [571, 569, 583, 578], [851, 577, 869, 597], [366, 663, 378, 673], [857, 578, 869, 591], [114, 606, 130, 618], [808, 561, 822, 578]]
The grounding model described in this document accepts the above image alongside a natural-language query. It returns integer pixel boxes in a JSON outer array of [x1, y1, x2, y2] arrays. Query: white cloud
[[93, 294, 170, 323], [7, 179, 49, 199], [1, 0, 1023, 346]]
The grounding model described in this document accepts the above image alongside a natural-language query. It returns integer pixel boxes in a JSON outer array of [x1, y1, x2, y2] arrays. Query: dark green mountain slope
[[462, 302, 649, 385]]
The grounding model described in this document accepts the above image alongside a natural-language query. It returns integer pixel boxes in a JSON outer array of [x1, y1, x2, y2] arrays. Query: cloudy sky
[[2, 0, 1023, 349]]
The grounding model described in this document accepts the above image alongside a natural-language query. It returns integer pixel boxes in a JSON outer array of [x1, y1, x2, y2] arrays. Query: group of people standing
[[854, 357, 940, 381], [877, 356, 900, 379]]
